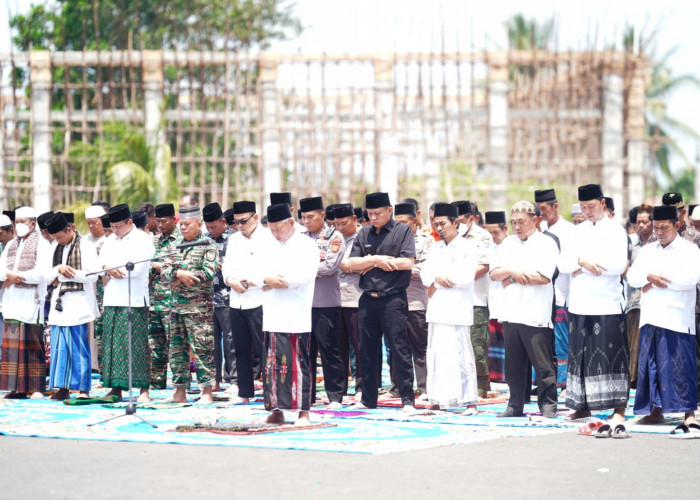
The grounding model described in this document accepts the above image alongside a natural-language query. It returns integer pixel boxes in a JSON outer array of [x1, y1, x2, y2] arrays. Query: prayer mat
[[63, 395, 119, 406], [174, 421, 336, 435]]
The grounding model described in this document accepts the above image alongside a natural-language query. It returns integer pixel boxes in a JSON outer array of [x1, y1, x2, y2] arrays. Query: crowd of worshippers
[[0, 185, 699, 432]]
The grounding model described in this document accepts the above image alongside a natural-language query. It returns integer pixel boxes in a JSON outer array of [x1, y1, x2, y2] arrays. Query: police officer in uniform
[[347, 192, 417, 411], [300, 196, 347, 408]]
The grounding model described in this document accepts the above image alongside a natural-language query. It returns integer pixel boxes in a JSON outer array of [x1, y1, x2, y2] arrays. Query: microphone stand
[[86, 251, 179, 428]]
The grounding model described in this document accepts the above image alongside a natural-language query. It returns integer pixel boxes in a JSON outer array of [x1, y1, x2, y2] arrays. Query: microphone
[[175, 240, 209, 250]]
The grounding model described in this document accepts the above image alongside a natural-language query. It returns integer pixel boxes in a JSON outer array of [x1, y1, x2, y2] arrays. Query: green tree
[[505, 13, 555, 51]]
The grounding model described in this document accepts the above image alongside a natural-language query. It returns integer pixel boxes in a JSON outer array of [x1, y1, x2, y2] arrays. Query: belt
[[364, 289, 402, 299]]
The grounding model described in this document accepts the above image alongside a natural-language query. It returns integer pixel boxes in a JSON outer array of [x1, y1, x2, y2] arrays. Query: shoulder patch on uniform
[[330, 238, 342, 253], [205, 248, 218, 261]]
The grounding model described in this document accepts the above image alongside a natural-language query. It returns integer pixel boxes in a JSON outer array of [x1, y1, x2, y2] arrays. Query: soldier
[[160, 205, 218, 404], [453, 200, 494, 398], [203, 202, 236, 392], [393, 202, 432, 398], [148, 203, 181, 392], [300, 196, 346, 408]]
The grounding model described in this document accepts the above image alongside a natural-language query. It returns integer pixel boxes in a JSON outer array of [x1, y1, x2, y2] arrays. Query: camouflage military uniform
[[161, 231, 218, 388], [148, 226, 181, 389]]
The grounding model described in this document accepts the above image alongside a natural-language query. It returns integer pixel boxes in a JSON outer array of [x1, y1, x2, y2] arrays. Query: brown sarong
[[0, 320, 46, 394]]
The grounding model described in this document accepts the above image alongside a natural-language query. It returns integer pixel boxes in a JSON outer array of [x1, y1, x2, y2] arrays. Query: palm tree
[[505, 14, 555, 51]]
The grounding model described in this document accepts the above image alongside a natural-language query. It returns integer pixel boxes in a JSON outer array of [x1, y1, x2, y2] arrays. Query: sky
[[2, 0, 699, 176]]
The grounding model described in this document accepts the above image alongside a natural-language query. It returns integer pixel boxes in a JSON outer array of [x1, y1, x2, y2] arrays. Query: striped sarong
[[48, 323, 91, 391]]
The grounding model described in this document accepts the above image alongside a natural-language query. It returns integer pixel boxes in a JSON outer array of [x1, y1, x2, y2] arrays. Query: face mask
[[15, 223, 31, 238]]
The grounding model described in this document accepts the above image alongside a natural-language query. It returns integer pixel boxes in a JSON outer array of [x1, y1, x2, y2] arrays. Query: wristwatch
[[508, 276, 516, 284]]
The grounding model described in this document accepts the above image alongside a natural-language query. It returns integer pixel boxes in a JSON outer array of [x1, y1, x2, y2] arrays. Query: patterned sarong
[[553, 307, 569, 388], [101, 307, 150, 390], [263, 331, 312, 411], [634, 325, 697, 415], [488, 319, 505, 383], [0, 320, 46, 393], [48, 324, 91, 391], [566, 312, 629, 411]]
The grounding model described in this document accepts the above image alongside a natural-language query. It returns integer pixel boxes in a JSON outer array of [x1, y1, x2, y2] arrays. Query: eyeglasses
[[232, 215, 254, 226]]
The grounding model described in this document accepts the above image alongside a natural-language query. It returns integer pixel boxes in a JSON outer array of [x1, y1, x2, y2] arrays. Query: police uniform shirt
[[305, 223, 345, 308], [407, 231, 432, 311], [349, 218, 416, 293]]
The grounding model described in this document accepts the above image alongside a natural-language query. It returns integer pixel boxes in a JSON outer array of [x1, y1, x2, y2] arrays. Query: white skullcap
[[15, 206, 36, 219], [571, 203, 582, 216], [691, 206, 700, 222], [0, 214, 11, 227], [85, 205, 106, 219]]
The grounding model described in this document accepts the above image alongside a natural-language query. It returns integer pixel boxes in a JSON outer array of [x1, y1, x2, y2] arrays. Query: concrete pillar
[[30, 51, 52, 213], [374, 55, 398, 204], [424, 131, 440, 207], [142, 51, 167, 200], [627, 63, 650, 210], [260, 53, 281, 204], [487, 52, 508, 211], [602, 56, 625, 220]]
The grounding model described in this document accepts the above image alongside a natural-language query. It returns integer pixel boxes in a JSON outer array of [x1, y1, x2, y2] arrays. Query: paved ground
[[1, 430, 697, 499]]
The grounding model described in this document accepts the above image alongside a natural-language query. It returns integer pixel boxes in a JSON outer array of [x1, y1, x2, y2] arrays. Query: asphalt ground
[[0, 428, 698, 499]]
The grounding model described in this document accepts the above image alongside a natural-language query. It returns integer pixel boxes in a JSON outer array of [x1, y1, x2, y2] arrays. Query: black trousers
[[406, 309, 428, 394], [229, 306, 263, 398], [339, 307, 362, 394], [358, 291, 415, 407], [213, 307, 236, 384], [310, 307, 345, 403], [503, 322, 557, 414]]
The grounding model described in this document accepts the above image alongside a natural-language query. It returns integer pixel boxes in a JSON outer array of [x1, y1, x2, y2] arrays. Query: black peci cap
[[485, 211, 506, 225], [202, 203, 223, 223], [155, 203, 175, 218], [578, 184, 603, 202], [46, 212, 69, 235], [365, 192, 391, 209], [108, 204, 131, 223], [433, 203, 458, 218], [299, 197, 324, 213], [267, 203, 292, 223]]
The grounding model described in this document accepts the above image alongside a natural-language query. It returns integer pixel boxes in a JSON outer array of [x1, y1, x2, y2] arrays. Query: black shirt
[[350, 218, 416, 293]]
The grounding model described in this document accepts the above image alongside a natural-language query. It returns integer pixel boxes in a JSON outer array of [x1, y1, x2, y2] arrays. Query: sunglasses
[[232, 215, 254, 226]]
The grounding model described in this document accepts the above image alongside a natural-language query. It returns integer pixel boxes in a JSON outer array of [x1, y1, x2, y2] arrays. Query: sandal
[[611, 423, 630, 439], [594, 423, 612, 438], [669, 423, 700, 440], [577, 421, 604, 436]]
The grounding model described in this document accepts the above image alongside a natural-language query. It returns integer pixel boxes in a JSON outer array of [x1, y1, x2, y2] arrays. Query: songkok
[[690, 206, 700, 222], [511, 200, 536, 215], [63, 212, 75, 224], [433, 203, 458, 218], [15, 206, 36, 219], [233, 201, 256, 214], [0, 214, 11, 227], [297, 209, 302, 219], [362, 209, 369, 221], [267, 203, 292, 223], [325, 205, 336, 220], [578, 184, 603, 201], [653, 205, 678, 221], [604, 197, 615, 212], [179, 205, 201, 220], [46, 212, 69, 235], [155, 203, 175, 218], [2, 210, 14, 222], [202, 203, 223, 223], [353, 207, 364, 220], [37, 211, 54, 230], [300, 197, 324, 213], [132, 211, 147, 228], [100, 214, 111, 229], [394, 203, 416, 217], [571, 203, 582, 215], [365, 192, 391, 209], [85, 205, 105, 219], [334, 204, 354, 219], [108, 204, 131, 223], [485, 211, 506, 225], [270, 192, 292, 206], [662, 192, 684, 208], [628, 206, 639, 224], [451, 201, 471, 216], [534, 189, 556, 203], [223, 208, 235, 225]]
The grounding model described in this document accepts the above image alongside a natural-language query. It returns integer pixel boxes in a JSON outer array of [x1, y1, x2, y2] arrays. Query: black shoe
[[497, 407, 524, 418]]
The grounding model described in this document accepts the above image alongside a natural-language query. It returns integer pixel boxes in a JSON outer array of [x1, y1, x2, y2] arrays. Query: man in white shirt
[[222, 201, 268, 404], [45, 213, 99, 400], [420, 203, 479, 414], [260, 203, 318, 425], [627, 205, 700, 432], [0, 207, 52, 399], [491, 201, 559, 418], [535, 188, 574, 391], [559, 185, 629, 422], [98, 204, 155, 402]]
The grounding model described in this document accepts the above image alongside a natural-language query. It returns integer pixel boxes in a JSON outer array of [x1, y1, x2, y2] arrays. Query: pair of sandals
[[577, 420, 630, 438], [669, 423, 700, 439]]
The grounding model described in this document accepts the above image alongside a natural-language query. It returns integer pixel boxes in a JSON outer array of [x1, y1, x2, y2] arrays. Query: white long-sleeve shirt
[[0, 233, 53, 324], [421, 236, 477, 326], [98, 227, 155, 308], [544, 217, 574, 307], [261, 230, 318, 333], [491, 231, 559, 328], [222, 225, 271, 310], [559, 216, 628, 315], [46, 236, 100, 326], [459, 223, 493, 308], [626, 235, 700, 335]]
